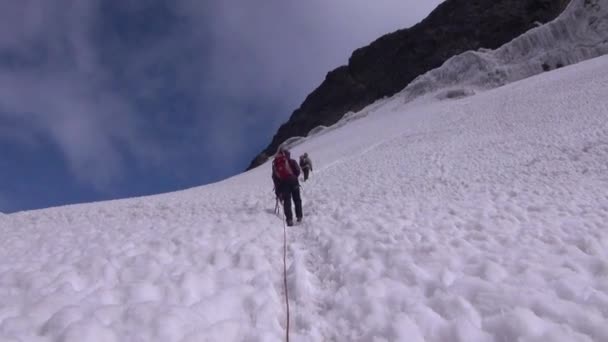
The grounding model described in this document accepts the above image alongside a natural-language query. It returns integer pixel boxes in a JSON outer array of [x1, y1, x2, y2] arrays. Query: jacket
[[272, 158, 300, 190], [299, 156, 312, 171]]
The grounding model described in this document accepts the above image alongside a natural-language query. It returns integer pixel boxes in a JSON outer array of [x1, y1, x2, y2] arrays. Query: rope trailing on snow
[[280, 201, 291, 342]]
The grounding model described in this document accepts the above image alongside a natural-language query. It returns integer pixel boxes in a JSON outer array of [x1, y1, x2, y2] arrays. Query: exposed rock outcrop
[[247, 0, 570, 170]]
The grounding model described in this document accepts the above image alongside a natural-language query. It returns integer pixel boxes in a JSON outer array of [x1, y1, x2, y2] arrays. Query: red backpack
[[273, 152, 294, 180]]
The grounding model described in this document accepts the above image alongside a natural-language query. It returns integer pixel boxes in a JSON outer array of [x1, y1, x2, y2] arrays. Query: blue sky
[[0, 0, 443, 213]]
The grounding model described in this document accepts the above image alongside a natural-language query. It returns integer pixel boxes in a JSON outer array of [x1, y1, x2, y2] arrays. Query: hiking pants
[[302, 167, 310, 181], [278, 183, 302, 222]]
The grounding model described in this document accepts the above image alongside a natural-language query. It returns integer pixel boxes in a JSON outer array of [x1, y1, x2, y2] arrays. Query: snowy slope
[[2, 51, 608, 341]]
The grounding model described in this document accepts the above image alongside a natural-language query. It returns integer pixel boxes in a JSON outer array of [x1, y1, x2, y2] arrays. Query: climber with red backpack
[[272, 148, 303, 226]]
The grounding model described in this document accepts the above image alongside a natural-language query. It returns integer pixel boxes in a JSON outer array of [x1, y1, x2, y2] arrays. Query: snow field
[[1, 194, 288, 341], [281, 55, 608, 341], [1, 42, 608, 342]]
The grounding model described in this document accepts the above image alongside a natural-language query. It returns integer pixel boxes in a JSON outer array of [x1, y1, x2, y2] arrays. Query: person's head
[[277, 147, 290, 158], [303, 153, 308, 157]]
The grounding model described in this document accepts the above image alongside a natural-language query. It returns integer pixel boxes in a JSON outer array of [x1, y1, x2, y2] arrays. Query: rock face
[[247, 0, 571, 170], [402, 0, 608, 101]]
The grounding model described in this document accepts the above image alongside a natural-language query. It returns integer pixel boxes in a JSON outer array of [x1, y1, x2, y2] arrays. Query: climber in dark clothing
[[299, 153, 313, 181], [272, 148, 303, 226]]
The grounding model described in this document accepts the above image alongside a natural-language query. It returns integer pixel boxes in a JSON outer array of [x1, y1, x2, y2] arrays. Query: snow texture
[[2, 4, 608, 342]]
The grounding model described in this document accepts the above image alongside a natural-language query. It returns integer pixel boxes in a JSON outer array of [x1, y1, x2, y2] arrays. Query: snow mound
[[404, 0, 608, 101]]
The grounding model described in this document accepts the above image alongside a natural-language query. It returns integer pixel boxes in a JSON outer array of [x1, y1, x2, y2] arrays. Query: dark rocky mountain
[[247, 0, 571, 170]]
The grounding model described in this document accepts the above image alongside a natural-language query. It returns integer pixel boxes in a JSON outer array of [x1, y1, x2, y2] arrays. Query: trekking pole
[[272, 186, 280, 215], [274, 196, 280, 215]]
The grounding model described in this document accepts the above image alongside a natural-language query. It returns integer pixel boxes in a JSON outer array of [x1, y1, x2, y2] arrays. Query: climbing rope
[[278, 200, 291, 342]]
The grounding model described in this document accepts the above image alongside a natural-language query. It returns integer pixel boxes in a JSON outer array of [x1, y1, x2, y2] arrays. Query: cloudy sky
[[0, 0, 443, 213]]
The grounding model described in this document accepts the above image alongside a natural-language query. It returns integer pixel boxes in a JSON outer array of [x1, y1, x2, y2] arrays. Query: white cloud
[[0, 0, 444, 188], [179, 0, 444, 104]]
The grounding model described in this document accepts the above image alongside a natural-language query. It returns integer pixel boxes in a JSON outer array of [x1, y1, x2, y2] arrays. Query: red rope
[[282, 214, 291, 342]]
